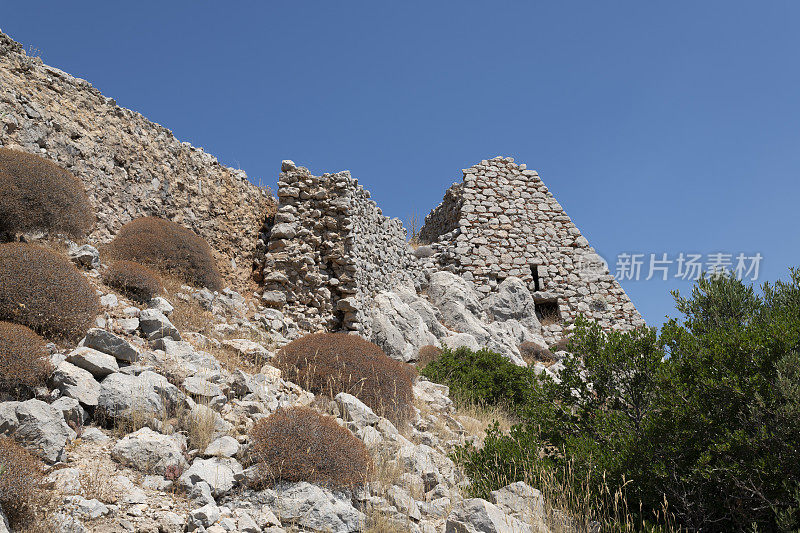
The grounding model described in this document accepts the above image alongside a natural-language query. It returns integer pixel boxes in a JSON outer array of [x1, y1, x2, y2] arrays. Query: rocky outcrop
[[0, 30, 274, 287]]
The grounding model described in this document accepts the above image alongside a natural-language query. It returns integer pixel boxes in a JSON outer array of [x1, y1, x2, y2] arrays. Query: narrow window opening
[[530, 265, 541, 292]]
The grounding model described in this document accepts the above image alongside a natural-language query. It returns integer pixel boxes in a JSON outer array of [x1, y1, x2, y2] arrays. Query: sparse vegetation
[[107, 216, 222, 291], [0, 321, 52, 399], [248, 406, 373, 488], [0, 436, 48, 528], [275, 332, 416, 424], [0, 148, 94, 238], [0, 243, 100, 340], [103, 260, 162, 303]]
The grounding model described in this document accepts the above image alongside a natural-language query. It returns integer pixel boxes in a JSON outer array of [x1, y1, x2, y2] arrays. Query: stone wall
[[417, 182, 463, 244], [0, 30, 274, 288], [420, 156, 644, 340], [258, 161, 419, 334]]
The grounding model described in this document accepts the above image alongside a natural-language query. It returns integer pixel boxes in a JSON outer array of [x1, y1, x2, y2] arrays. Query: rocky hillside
[[0, 242, 560, 533]]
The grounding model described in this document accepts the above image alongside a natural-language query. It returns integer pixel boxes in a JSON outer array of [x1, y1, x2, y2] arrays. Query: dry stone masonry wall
[[258, 161, 420, 334], [0, 30, 274, 288], [420, 156, 644, 340]]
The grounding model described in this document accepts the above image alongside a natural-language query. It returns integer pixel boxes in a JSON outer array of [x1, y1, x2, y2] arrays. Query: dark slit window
[[530, 265, 541, 292]]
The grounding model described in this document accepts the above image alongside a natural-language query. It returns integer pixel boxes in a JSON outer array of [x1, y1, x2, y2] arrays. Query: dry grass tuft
[[519, 341, 556, 367], [0, 243, 100, 341], [0, 436, 50, 528], [0, 148, 94, 238], [275, 333, 416, 425], [108, 216, 222, 291], [160, 276, 215, 335], [0, 321, 52, 399], [453, 401, 514, 438], [416, 344, 442, 369], [249, 407, 373, 488], [103, 260, 163, 303]]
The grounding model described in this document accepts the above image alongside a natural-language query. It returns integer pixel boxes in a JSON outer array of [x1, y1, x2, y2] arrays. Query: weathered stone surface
[[369, 291, 438, 362], [261, 482, 365, 532], [490, 482, 546, 528], [0, 399, 75, 463], [66, 347, 119, 378], [445, 498, 534, 533], [178, 457, 243, 498], [335, 392, 379, 428], [83, 328, 140, 362], [139, 309, 181, 342], [203, 436, 240, 458], [111, 427, 187, 475], [51, 361, 101, 407], [68, 244, 100, 269], [97, 371, 180, 421], [183, 375, 223, 398], [484, 277, 541, 332]]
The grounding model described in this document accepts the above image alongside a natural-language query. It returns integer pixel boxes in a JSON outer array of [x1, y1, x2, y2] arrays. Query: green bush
[[0, 243, 100, 340], [452, 271, 800, 532], [108, 217, 222, 291], [420, 346, 535, 412], [0, 148, 94, 238]]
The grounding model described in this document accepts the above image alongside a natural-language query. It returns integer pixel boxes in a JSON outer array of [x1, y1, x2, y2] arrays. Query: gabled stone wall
[[258, 161, 420, 334], [420, 156, 644, 340], [0, 30, 274, 289]]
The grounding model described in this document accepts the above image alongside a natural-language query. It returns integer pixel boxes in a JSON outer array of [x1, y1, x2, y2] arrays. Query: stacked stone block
[[259, 161, 419, 334], [420, 156, 644, 340]]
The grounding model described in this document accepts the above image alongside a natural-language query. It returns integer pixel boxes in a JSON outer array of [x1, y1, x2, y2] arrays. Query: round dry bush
[[0, 243, 100, 340], [0, 436, 46, 527], [249, 407, 372, 488], [104, 260, 162, 303], [519, 341, 555, 364], [275, 332, 416, 424], [550, 337, 571, 353], [417, 344, 442, 369], [0, 148, 94, 238], [0, 322, 52, 399], [108, 217, 222, 291]]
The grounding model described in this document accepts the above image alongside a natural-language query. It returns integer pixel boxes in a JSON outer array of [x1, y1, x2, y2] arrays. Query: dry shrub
[[519, 341, 556, 366], [0, 436, 47, 527], [0, 322, 52, 399], [103, 260, 162, 303], [416, 344, 442, 369], [0, 243, 99, 340], [275, 333, 416, 424], [0, 148, 94, 238], [551, 337, 571, 353], [108, 217, 222, 291], [249, 407, 373, 488]]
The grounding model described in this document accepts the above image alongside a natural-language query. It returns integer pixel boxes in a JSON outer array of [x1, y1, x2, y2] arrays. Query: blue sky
[[3, 2, 799, 326]]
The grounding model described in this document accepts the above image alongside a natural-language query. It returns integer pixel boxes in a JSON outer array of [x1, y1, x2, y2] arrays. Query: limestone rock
[[178, 457, 243, 498], [83, 328, 140, 362], [1, 399, 75, 463], [262, 481, 365, 533], [66, 347, 119, 379], [111, 427, 187, 476], [139, 308, 181, 342], [445, 498, 534, 533], [51, 361, 101, 407]]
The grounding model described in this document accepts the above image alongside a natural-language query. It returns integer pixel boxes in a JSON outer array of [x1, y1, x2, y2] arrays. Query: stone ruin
[[419, 156, 644, 340], [256, 160, 421, 336], [257, 156, 643, 347]]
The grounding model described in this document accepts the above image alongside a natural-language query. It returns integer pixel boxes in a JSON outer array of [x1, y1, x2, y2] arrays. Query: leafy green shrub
[[0, 243, 100, 340], [275, 332, 416, 424], [104, 260, 162, 303], [249, 407, 372, 488], [0, 148, 94, 238], [420, 346, 535, 412], [108, 217, 222, 291], [0, 436, 47, 527], [0, 322, 52, 399], [452, 271, 800, 531]]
